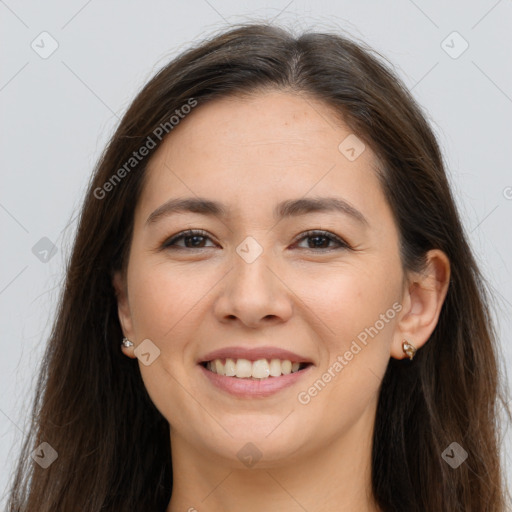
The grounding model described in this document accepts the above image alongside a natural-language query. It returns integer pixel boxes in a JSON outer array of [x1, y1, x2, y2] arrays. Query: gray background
[[1, 0, 511, 504]]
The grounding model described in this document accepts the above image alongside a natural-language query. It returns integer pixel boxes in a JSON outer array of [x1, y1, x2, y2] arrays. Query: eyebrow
[[145, 196, 369, 227]]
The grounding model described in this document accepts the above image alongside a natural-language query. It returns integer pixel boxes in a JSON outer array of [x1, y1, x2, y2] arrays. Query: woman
[[6, 23, 510, 511]]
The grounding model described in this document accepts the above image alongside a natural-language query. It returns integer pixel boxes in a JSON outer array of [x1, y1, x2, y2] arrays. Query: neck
[[166, 403, 381, 512]]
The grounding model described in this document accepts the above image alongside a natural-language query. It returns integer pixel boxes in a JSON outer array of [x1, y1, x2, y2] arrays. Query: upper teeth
[[206, 358, 302, 379]]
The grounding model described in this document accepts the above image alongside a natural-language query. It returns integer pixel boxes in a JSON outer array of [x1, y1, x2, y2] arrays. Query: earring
[[122, 337, 134, 348], [402, 339, 417, 360]]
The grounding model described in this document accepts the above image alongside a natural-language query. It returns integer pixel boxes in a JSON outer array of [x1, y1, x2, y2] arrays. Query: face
[[115, 90, 408, 467]]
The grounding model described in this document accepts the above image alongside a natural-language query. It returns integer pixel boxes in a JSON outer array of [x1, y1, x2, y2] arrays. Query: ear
[[113, 270, 137, 359], [391, 249, 451, 359]]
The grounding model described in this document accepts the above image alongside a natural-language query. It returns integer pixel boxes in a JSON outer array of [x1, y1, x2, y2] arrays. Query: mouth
[[199, 358, 313, 380], [197, 346, 315, 397]]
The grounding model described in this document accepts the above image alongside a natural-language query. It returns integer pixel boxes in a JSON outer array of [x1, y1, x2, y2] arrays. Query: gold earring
[[402, 339, 417, 360]]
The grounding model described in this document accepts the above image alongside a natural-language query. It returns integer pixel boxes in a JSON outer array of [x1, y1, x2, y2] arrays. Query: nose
[[213, 246, 293, 329]]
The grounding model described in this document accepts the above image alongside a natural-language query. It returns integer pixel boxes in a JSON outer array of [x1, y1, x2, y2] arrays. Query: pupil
[[310, 236, 327, 248], [187, 236, 204, 247]]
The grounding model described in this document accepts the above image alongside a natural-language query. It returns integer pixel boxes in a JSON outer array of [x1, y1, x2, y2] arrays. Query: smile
[[201, 357, 312, 379], [198, 359, 314, 399]]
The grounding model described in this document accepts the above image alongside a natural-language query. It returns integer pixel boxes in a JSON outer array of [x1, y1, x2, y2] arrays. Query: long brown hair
[[6, 23, 510, 511]]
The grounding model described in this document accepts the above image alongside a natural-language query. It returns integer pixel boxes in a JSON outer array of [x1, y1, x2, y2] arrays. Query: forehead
[[138, 91, 386, 224]]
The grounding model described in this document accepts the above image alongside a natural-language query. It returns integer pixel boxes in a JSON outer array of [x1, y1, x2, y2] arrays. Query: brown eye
[[294, 230, 350, 251], [163, 230, 216, 249]]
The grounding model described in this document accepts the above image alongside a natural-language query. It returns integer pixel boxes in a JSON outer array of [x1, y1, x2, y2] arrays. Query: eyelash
[[161, 229, 350, 252]]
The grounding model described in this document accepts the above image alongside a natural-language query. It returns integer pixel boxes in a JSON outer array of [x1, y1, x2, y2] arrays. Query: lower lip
[[198, 363, 314, 398]]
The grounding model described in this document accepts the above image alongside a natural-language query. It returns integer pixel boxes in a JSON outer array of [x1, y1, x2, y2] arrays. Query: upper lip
[[198, 346, 313, 364]]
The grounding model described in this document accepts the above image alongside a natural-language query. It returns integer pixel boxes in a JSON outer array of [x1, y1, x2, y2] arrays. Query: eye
[[162, 229, 217, 249], [293, 230, 350, 251], [161, 229, 350, 252]]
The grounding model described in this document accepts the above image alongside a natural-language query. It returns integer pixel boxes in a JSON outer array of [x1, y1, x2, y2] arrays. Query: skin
[[114, 90, 450, 512]]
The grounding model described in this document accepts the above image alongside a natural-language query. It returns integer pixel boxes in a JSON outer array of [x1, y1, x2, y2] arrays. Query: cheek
[[297, 261, 399, 397], [128, 269, 172, 337], [294, 268, 397, 436], [126, 253, 207, 341], [295, 258, 400, 339]]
